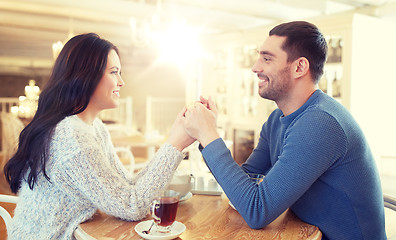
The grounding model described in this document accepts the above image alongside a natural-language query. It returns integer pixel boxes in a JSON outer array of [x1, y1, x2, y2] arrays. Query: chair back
[[384, 194, 396, 239], [99, 96, 133, 127], [0, 98, 19, 114], [0, 194, 18, 233], [0, 112, 24, 170], [114, 147, 135, 172]]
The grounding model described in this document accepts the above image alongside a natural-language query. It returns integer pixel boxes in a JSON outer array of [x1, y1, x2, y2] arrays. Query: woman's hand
[[167, 107, 196, 152]]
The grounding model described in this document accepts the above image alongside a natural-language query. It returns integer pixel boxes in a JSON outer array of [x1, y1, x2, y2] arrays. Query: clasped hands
[[167, 96, 220, 152], [183, 96, 220, 148]]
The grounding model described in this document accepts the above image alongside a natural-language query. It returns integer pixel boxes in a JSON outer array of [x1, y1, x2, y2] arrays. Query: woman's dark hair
[[269, 21, 327, 83], [4, 33, 118, 193]]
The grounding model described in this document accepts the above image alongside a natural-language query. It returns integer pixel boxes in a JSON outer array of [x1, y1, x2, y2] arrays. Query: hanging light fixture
[[52, 41, 63, 59], [52, 18, 74, 59], [13, 80, 41, 119], [129, 0, 162, 47], [129, 17, 153, 47]]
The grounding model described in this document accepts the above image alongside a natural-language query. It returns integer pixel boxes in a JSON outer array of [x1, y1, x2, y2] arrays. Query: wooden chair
[[0, 194, 18, 233], [114, 146, 135, 172], [384, 194, 396, 239], [0, 98, 19, 114], [0, 112, 24, 171], [98, 96, 133, 127]]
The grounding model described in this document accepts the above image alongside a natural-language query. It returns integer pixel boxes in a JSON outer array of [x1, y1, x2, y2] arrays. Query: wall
[[120, 58, 186, 133], [350, 14, 396, 159]]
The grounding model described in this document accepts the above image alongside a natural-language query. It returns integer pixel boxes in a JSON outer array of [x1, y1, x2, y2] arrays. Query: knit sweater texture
[[202, 90, 386, 240], [8, 115, 183, 239]]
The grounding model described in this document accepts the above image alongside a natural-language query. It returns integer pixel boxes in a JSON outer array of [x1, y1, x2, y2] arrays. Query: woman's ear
[[293, 57, 310, 78]]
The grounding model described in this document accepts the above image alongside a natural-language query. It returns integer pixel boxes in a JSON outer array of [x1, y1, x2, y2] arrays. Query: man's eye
[[111, 71, 118, 74], [263, 57, 270, 61]]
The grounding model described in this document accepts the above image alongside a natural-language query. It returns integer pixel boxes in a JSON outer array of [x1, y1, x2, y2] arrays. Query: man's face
[[251, 35, 293, 103]]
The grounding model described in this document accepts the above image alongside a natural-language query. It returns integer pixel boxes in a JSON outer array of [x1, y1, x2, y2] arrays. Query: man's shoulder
[[304, 94, 354, 125]]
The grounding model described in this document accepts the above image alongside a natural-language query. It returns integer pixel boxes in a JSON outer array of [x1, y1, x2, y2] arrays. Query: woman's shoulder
[[54, 116, 75, 137], [49, 116, 103, 166], [50, 116, 81, 150], [52, 115, 96, 146], [54, 115, 82, 135]]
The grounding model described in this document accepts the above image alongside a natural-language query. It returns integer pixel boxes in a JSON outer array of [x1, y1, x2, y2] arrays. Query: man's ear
[[292, 57, 310, 78]]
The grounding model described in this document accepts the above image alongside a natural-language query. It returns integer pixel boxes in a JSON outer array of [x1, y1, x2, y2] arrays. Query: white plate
[[180, 192, 192, 202], [191, 189, 223, 196], [229, 201, 237, 210], [135, 220, 186, 240]]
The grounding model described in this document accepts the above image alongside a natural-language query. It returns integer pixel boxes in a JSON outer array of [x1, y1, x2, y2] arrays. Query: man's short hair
[[269, 21, 327, 83]]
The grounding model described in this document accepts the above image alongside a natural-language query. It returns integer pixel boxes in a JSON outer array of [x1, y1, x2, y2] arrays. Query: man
[[183, 21, 386, 239]]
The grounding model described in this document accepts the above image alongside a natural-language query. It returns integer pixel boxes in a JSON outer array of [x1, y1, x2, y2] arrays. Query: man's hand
[[183, 96, 220, 148]]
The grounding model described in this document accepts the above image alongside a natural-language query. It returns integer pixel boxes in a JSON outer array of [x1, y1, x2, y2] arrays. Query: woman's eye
[[111, 71, 118, 74]]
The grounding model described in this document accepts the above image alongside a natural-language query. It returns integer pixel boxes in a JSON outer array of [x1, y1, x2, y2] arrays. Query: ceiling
[[0, 0, 395, 76]]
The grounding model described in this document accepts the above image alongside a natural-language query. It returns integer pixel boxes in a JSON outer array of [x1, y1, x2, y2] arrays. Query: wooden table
[[78, 194, 322, 239]]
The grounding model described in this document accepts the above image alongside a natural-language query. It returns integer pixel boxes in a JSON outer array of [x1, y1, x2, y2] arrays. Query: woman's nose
[[118, 76, 125, 87]]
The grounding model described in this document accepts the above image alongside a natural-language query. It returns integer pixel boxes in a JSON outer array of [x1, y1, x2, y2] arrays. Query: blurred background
[[1, 0, 396, 196]]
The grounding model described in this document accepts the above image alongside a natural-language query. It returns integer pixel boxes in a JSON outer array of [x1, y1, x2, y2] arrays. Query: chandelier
[[11, 80, 41, 119], [52, 41, 64, 59], [129, 0, 163, 47], [52, 18, 75, 59]]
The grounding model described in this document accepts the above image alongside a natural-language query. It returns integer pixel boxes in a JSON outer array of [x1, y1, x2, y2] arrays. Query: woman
[[4, 33, 194, 239]]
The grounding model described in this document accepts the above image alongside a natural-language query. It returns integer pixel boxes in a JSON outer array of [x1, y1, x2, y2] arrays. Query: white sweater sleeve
[[50, 116, 183, 221], [52, 143, 182, 221]]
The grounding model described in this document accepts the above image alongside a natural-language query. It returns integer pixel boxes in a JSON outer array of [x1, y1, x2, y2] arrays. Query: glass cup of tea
[[151, 190, 180, 233]]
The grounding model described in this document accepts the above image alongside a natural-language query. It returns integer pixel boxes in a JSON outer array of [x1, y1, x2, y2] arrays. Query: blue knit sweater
[[201, 90, 386, 240]]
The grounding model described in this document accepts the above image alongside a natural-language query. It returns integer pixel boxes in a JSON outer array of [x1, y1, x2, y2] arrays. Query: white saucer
[[180, 192, 192, 202], [229, 201, 237, 210], [135, 220, 186, 240]]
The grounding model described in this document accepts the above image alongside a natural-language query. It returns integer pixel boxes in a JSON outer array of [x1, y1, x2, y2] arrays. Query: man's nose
[[251, 60, 262, 73]]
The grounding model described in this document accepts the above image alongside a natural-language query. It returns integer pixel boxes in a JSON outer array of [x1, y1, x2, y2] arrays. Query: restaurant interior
[[1, 0, 396, 238]]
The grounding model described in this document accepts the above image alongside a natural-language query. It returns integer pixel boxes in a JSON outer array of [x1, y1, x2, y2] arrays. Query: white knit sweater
[[8, 115, 183, 239]]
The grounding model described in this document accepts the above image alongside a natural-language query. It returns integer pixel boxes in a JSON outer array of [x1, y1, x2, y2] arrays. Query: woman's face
[[89, 49, 124, 111]]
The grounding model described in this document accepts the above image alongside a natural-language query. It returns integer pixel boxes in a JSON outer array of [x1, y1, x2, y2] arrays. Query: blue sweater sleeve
[[202, 110, 347, 229]]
